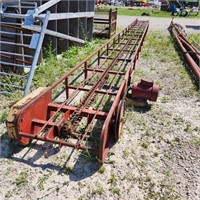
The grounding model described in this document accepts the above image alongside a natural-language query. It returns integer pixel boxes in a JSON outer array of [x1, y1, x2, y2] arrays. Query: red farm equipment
[[169, 21, 200, 88], [6, 19, 159, 162]]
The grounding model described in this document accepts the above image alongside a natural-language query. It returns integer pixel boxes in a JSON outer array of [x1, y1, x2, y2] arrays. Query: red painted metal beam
[[48, 102, 108, 120], [86, 67, 126, 75], [67, 85, 117, 96], [18, 132, 98, 152]]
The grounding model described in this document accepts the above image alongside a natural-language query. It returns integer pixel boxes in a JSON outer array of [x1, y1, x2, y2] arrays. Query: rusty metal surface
[[169, 21, 200, 88], [131, 79, 159, 102], [7, 19, 149, 162]]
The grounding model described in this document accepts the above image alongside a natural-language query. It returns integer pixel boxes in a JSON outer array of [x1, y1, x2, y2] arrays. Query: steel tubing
[[170, 21, 200, 88]]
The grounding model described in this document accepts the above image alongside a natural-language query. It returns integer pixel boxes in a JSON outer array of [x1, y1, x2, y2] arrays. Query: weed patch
[[15, 171, 28, 187], [37, 172, 52, 191]]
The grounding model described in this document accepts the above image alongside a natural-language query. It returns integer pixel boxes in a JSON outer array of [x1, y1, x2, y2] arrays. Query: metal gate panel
[[0, 0, 95, 95]]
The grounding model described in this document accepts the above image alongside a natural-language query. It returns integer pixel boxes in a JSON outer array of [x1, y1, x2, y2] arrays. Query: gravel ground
[[0, 17, 200, 200], [117, 16, 200, 34]]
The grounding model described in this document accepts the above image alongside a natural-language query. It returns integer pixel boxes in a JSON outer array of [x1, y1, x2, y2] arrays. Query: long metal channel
[[59, 24, 144, 122], [169, 21, 200, 88], [63, 31, 138, 136], [78, 22, 148, 143], [23, 20, 146, 134], [13, 20, 149, 161], [78, 23, 147, 155], [21, 26, 133, 139]]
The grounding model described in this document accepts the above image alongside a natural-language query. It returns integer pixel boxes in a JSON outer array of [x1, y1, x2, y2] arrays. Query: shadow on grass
[[126, 103, 152, 113]]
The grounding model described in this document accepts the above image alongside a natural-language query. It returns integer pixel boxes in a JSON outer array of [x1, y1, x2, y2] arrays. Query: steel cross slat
[[0, 51, 33, 58], [0, 30, 32, 37], [0, 61, 31, 68], [0, 82, 24, 89], [0, 71, 27, 78], [0, 40, 30, 48]]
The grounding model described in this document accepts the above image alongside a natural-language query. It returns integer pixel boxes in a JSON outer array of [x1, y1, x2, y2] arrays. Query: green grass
[[37, 172, 52, 191], [64, 166, 73, 175], [141, 141, 149, 149], [192, 136, 200, 145], [161, 96, 170, 103], [118, 7, 170, 17], [0, 111, 7, 122], [1, 32, 199, 125], [141, 31, 182, 65], [15, 171, 28, 187], [92, 188, 104, 195], [189, 33, 200, 49], [98, 166, 106, 174], [95, 6, 200, 18], [108, 174, 117, 186], [109, 187, 121, 196], [32, 39, 104, 90]]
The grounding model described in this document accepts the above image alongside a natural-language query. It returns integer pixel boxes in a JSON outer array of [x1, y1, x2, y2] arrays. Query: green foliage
[[141, 141, 149, 149], [92, 188, 104, 195], [98, 166, 106, 174], [192, 136, 200, 145], [64, 166, 73, 175], [161, 96, 169, 103], [0, 111, 7, 122], [189, 33, 200, 49], [110, 187, 120, 196], [5, 190, 13, 198], [95, 7, 200, 18], [43, 41, 56, 59], [62, 39, 104, 66], [81, 150, 96, 160], [33, 50, 66, 89], [108, 174, 117, 186], [15, 171, 28, 186], [37, 172, 52, 191], [32, 39, 103, 91]]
